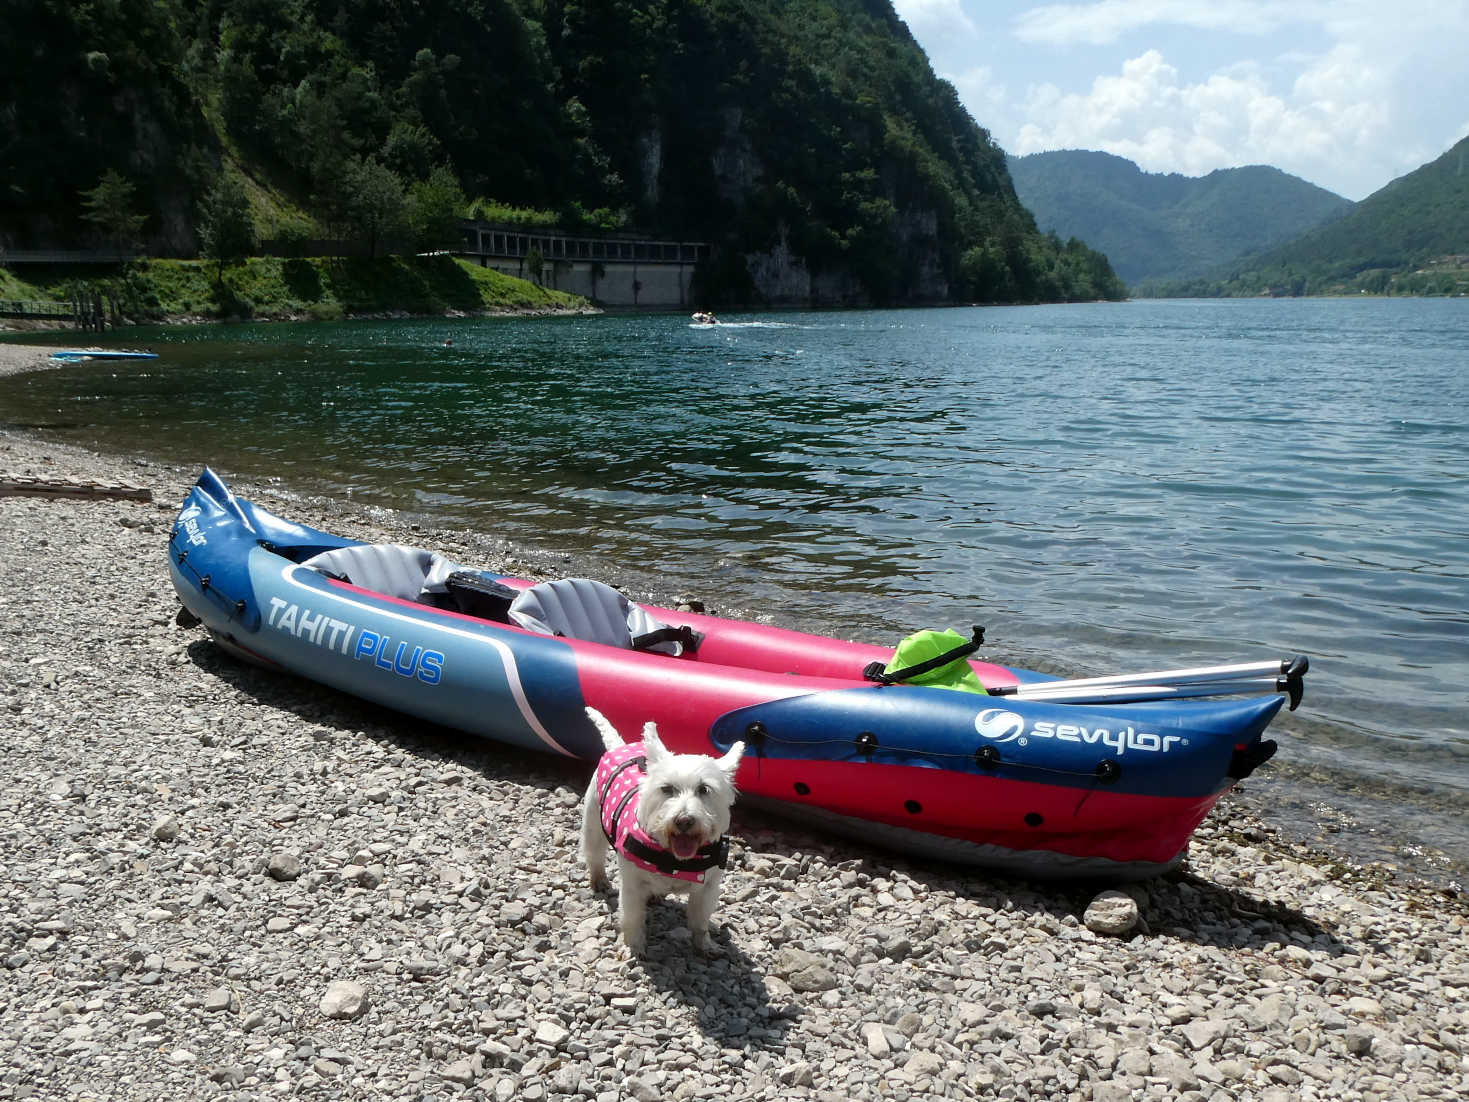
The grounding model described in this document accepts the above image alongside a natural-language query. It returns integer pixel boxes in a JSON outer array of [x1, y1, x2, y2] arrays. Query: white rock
[[1084, 890, 1140, 935], [319, 980, 370, 1020], [861, 1021, 891, 1056]]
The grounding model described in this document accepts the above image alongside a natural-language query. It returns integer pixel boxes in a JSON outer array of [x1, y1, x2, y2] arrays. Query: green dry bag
[[878, 627, 990, 695]]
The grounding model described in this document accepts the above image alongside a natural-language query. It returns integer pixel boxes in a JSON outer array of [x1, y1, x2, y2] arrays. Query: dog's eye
[[659, 783, 678, 797], [695, 783, 710, 797]]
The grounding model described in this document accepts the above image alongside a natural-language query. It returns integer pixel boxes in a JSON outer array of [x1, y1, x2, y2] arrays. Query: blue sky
[[892, 1, 1469, 201]]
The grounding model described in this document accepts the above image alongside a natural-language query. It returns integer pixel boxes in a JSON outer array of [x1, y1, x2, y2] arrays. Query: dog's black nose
[[674, 814, 697, 832]]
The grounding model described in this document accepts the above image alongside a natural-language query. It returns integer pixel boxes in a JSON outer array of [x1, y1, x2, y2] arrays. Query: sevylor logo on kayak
[[265, 597, 444, 685], [974, 708, 1186, 754], [177, 503, 207, 547]]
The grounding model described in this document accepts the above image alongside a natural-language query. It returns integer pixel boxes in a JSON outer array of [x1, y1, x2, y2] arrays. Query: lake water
[[4, 299, 1466, 878]]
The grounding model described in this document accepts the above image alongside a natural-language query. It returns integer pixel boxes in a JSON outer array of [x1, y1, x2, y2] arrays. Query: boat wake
[[688, 321, 798, 330]]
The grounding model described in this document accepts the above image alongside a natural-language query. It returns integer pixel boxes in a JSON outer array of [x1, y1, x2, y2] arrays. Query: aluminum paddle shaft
[[989, 656, 1309, 709]]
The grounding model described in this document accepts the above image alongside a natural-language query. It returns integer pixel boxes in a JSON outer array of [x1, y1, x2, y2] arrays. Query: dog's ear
[[641, 722, 668, 764], [717, 740, 745, 779]]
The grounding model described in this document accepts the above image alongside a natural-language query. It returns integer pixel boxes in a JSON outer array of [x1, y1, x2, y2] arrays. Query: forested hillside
[[1148, 135, 1469, 297], [1007, 151, 1353, 286], [0, 0, 1125, 306]]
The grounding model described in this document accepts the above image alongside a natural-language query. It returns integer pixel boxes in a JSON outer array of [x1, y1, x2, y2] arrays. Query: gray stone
[[775, 947, 839, 992], [209, 1066, 247, 1086], [904, 1050, 945, 1076], [203, 986, 233, 1012], [777, 1062, 814, 1086], [861, 1022, 892, 1056], [1180, 1018, 1228, 1051], [266, 853, 302, 882], [319, 980, 370, 1020], [1084, 890, 1140, 935], [440, 1059, 476, 1085]]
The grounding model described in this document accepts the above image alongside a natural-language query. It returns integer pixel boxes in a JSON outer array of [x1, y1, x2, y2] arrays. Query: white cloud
[[913, 2, 1469, 197], [1006, 47, 1411, 197], [949, 65, 1010, 121], [892, 0, 977, 38], [1013, 1, 1317, 46]]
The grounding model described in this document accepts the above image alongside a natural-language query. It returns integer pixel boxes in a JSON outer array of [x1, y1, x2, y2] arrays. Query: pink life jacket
[[596, 742, 729, 884]]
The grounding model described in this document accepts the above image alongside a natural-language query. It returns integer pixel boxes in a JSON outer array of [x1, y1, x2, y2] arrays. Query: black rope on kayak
[[739, 723, 1109, 781], [169, 529, 248, 621]]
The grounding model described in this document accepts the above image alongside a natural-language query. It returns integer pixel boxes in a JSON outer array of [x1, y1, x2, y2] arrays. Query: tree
[[382, 122, 444, 181], [341, 157, 406, 258], [80, 170, 147, 256], [198, 170, 258, 282], [405, 165, 467, 252]]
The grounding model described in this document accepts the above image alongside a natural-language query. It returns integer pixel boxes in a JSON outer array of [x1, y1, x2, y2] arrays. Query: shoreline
[[1, 429, 1466, 1099], [0, 341, 65, 378], [7, 330, 1465, 887]]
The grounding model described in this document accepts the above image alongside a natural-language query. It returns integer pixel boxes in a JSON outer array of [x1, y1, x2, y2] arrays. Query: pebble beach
[[2, 342, 1467, 1101]]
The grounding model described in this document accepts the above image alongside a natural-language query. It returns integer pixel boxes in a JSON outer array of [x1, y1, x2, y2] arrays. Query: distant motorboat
[[690, 311, 718, 326]]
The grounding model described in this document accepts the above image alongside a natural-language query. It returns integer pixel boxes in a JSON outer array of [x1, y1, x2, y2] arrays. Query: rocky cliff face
[[894, 209, 948, 302], [713, 113, 945, 306], [737, 213, 948, 306]]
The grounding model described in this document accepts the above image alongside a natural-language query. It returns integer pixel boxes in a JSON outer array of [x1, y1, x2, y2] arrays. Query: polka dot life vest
[[595, 742, 729, 884]]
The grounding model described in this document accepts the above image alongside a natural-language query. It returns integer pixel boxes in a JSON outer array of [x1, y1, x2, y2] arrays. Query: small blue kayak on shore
[[50, 349, 158, 361]]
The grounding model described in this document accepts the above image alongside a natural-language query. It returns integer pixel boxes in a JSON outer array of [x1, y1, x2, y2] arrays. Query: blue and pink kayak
[[168, 468, 1297, 880]]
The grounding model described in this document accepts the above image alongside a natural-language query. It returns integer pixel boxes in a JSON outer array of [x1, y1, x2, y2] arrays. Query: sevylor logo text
[[974, 708, 1185, 754], [177, 503, 207, 547]]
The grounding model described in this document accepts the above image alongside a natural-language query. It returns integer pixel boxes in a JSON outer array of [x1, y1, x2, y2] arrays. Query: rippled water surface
[[4, 299, 1466, 869]]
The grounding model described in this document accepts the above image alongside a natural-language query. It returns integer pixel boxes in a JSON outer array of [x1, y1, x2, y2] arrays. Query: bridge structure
[[457, 220, 709, 308], [0, 295, 108, 330]]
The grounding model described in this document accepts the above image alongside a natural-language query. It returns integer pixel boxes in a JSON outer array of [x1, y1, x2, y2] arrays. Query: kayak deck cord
[[169, 529, 247, 618], [742, 721, 1122, 783]]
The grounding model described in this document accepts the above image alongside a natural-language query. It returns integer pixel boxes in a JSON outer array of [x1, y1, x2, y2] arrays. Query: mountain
[[0, 0, 1124, 307], [1006, 150, 1353, 286], [1166, 135, 1469, 296]]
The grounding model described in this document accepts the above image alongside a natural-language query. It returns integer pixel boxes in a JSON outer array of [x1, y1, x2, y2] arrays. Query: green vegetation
[[79, 170, 151, 254], [1007, 151, 1354, 287], [198, 171, 258, 282], [2, 256, 587, 323], [0, 0, 1124, 306], [1142, 136, 1469, 297]]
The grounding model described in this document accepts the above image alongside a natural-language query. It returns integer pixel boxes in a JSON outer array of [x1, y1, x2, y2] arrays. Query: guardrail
[[0, 294, 110, 330], [0, 300, 74, 320], [0, 250, 140, 265]]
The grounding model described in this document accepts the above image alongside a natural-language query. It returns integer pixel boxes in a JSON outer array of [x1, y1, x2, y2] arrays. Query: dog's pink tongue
[[672, 834, 701, 859]]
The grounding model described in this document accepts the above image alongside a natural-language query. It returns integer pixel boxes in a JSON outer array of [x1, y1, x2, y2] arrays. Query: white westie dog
[[581, 706, 744, 955]]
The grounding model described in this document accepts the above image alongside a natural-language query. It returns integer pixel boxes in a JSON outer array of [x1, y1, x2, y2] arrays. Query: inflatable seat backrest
[[508, 578, 688, 655], [301, 543, 465, 604]]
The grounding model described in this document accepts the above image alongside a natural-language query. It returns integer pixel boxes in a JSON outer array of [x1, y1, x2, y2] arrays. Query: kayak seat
[[301, 543, 467, 605], [508, 578, 701, 655], [443, 571, 519, 622]]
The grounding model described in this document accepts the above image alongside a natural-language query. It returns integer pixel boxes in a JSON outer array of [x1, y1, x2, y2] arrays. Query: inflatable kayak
[[168, 468, 1300, 880]]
